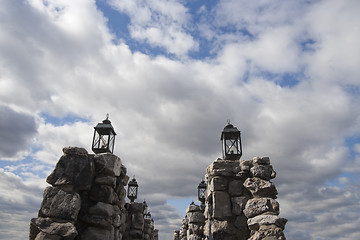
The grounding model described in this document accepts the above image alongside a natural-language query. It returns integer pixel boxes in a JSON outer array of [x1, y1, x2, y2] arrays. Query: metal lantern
[[92, 114, 116, 154], [127, 177, 138, 202], [197, 180, 207, 204], [143, 200, 148, 215], [221, 120, 242, 160], [144, 212, 152, 220]]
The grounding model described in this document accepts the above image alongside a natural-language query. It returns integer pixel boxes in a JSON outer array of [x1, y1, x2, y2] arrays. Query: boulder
[[248, 225, 286, 240], [228, 180, 245, 196], [78, 226, 114, 240], [88, 202, 114, 216], [46, 153, 94, 191], [231, 196, 248, 215], [243, 177, 278, 199], [34, 232, 62, 240], [33, 217, 77, 239], [250, 165, 276, 180], [243, 198, 279, 218], [62, 147, 88, 156], [38, 187, 81, 221], [247, 215, 287, 231], [187, 212, 205, 224], [210, 177, 228, 191], [94, 153, 122, 176], [213, 191, 232, 219], [207, 159, 241, 179], [252, 156, 270, 166], [89, 184, 118, 204]]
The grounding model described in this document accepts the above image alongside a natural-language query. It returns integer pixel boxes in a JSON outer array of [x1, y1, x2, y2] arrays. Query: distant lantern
[[127, 177, 138, 202], [197, 180, 207, 204], [92, 114, 116, 154], [144, 212, 152, 220], [221, 120, 242, 160]]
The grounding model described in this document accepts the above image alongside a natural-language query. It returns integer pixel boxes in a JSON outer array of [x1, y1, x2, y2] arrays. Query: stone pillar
[[186, 202, 206, 240], [174, 230, 181, 240], [179, 215, 189, 240], [29, 147, 129, 240], [204, 158, 251, 240], [243, 157, 287, 240], [123, 202, 145, 240]]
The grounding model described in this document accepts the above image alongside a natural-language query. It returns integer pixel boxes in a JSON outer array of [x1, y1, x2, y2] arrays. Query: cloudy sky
[[0, 0, 360, 239]]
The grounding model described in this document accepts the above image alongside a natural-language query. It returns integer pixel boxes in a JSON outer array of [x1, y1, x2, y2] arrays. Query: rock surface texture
[[30, 147, 158, 240], [175, 156, 287, 240]]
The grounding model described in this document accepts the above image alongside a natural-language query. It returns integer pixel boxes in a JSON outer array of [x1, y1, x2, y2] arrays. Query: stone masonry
[[30, 147, 158, 240], [175, 156, 287, 240]]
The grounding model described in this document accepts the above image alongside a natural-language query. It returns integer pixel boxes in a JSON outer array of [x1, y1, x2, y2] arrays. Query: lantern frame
[[92, 114, 116, 154], [127, 177, 138, 202], [197, 180, 207, 204], [221, 121, 242, 160], [144, 212, 152, 220]]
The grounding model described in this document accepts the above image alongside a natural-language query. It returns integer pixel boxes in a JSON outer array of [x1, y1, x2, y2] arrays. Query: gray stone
[[228, 180, 245, 196], [38, 187, 81, 221], [34, 232, 62, 240], [207, 159, 241, 179], [186, 203, 201, 213], [213, 191, 232, 219], [187, 212, 205, 224], [33, 217, 77, 239], [250, 165, 276, 180], [89, 184, 118, 204], [46, 154, 94, 191], [243, 198, 279, 218], [94, 153, 122, 176], [243, 177, 278, 198], [248, 225, 286, 240], [81, 214, 113, 229], [210, 177, 228, 191], [95, 176, 117, 188], [78, 226, 113, 240], [62, 147, 88, 156], [247, 215, 287, 231], [231, 196, 248, 215], [252, 156, 270, 165], [88, 202, 114, 216]]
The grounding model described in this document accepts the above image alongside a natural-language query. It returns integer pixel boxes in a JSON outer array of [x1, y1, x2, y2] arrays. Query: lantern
[[144, 212, 152, 220], [92, 114, 116, 154], [221, 120, 242, 160], [197, 180, 207, 204], [127, 177, 138, 202]]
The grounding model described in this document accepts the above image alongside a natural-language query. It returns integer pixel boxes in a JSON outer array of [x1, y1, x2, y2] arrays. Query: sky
[[0, 0, 360, 239]]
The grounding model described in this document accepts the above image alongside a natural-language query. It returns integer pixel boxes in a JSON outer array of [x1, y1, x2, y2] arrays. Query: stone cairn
[[30, 147, 158, 240], [175, 156, 287, 240]]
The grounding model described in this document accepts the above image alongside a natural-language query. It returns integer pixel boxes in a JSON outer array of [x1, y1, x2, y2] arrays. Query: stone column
[[179, 215, 189, 240], [123, 202, 146, 240], [204, 158, 251, 240], [29, 147, 129, 240], [186, 202, 206, 240], [243, 157, 287, 240]]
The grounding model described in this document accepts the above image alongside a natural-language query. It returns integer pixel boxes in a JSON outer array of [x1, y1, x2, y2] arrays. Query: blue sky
[[0, 0, 360, 239]]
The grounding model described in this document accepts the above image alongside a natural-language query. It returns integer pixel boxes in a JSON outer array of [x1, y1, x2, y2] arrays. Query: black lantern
[[143, 200, 148, 214], [221, 120, 242, 160], [127, 177, 138, 202], [92, 114, 116, 154], [197, 180, 207, 204], [144, 212, 152, 220]]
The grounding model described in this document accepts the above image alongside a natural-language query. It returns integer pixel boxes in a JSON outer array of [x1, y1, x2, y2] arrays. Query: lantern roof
[[94, 114, 116, 135], [221, 121, 240, 140]]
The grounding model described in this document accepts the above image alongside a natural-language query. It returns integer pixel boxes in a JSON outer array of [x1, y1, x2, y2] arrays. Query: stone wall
[[30, 147, 158, 240], [175, 156, 287, 240], [186, 202, 205, 240]]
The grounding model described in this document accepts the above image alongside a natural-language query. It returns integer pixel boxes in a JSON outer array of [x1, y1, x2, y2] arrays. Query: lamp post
[[127, 177, 138, 202], [221, 120, 242, 160], [92, 114, 116, 154]]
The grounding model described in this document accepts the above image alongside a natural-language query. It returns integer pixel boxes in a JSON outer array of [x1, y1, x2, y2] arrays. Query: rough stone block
[[187, 211, 205, 224], [231, 196, 248, 215], [243, 198, 279, 218], [250, 165, 276, 180], [95, 176, 116, 188], [78, 226, 113, 240], [88, 202, 114, 216], [207, 159, 241, 179], [243, 177, 278, 198], [46, 153, 94, 191], [252, 156, 270, 165], [247, 215, 287, 231], [62, 147, 88, 156], [94, 153, 122, 176], [81, 214, 113, 229], [89, 184, 118, 204], [213, 191, 232, 219], [186, 204, 201, 213], [39, 187, 81, 221], [248, 225, 286, 240], [34, 232, 62, 240], [210, 177, 228, 191], [33, 217, 77, 239], [228, 180, 244, 196]]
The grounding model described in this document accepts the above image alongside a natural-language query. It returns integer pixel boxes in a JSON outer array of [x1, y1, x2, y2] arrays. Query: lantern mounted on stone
[[144, 212, 152, 220], [197, 180, 207, 204], [127, 176, 138, 202], [221, 120, 242, 160], [92, 114, 116, 154]]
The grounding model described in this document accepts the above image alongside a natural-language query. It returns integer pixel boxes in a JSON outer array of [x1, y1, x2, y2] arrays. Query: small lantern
[[143, 200, 148, 214], [197, 180, 207, 204], [127, 177, 138, 202], [221, 120, 242, 160], [144, 212, 152, 220], [92, 114, 116, 154]]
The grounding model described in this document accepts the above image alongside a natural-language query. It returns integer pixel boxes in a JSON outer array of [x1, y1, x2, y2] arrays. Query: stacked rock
[[243, 157, 287, 240], [143, 218, 154, 240], [174, 230, 180, 240], [179, 215, 189, 240], [186, 202, 206, 240], [30, 147, 129, 239], [204, 158, 251, 240], [123, 202, 146, 240]]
